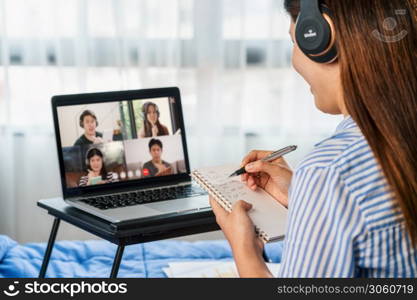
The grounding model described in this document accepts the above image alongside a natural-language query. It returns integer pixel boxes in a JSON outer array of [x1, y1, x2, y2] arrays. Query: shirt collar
[[313, 116, 359, 147], [335, 115, 357, 132]]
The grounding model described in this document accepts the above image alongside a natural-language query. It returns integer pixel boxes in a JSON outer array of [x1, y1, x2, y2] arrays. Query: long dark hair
[[86, 148, 107, 180], [284, 0, 417, 244], [142, 102, 169, 137]]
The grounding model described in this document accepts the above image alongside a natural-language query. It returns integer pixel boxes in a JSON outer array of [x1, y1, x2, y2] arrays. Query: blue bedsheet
[[0, 235, 283, 278]]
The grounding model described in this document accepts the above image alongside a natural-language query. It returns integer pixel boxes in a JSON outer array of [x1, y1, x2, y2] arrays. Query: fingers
[[246, 172, 269, 190], [240, 173, 249, 182], [245, 160, 283, 177], [241, 150, 292, 168], [211, 197, 253, 221], [233, 200, 253, 212], [247, 174, 258, 190], [209, 196, 228, 224], [240, 150, 270, 187], [240, 150, 272, 168]]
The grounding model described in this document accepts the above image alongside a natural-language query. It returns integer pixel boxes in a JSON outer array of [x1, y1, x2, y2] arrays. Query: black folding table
[[37, 198, 219, 278]]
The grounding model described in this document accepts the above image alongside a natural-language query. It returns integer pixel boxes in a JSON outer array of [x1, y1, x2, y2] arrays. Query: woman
[[79, 148, 115, 186], [74, 110, 103, 146], [211, 0, 417, 277], [138, 102, 169, 138]]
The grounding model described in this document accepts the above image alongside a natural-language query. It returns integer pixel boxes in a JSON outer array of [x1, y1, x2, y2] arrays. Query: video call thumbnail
[[57, 97, 186, 188]]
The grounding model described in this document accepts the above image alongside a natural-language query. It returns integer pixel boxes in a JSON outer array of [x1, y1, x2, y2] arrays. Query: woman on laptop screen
[[79, 148, 115, 186], [138, 102, 169, 138]]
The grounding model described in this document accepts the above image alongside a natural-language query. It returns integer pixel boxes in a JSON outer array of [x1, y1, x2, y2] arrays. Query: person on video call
[[79, 148, 115, 186], [74, 110, 104, 146], [142, 139, 172, 177], [138, 102, 169, 138]]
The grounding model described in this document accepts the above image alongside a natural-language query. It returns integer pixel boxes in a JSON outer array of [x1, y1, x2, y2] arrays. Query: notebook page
[[194, 164, 288, 241]]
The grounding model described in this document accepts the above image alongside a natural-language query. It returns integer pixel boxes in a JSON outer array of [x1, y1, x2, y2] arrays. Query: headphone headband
[[300, 0, 321, 14]]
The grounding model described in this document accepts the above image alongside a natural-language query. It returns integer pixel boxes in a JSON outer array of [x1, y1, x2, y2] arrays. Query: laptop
[[52, 87, 210, 224]]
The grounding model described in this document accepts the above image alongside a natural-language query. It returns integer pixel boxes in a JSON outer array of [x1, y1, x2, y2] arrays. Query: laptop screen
[[55, 94, 188, 190]]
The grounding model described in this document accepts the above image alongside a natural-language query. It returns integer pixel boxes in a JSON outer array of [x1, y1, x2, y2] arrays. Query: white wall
[[124, 134, 185, 165], [57, 102, 121, 147]]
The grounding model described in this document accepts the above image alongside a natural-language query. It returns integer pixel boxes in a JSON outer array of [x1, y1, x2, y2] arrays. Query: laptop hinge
[[68, 178, 193, 200]]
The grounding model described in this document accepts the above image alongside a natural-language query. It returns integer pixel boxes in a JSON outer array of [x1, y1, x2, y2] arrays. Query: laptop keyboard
[[80, 184, 207, 210]]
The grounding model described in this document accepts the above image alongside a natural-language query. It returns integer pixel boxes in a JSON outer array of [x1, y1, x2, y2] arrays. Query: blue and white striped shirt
[[278, 116, 417, 277]]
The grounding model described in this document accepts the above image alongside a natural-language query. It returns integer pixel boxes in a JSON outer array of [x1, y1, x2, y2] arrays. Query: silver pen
[[228, 145, 297, 177]]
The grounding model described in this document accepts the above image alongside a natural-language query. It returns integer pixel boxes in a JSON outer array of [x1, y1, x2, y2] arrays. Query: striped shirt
[[79, 172, 115, 187], [278, 116, 417, 277]]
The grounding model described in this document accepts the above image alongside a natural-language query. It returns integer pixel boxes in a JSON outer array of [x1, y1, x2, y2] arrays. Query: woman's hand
[[209, 196, 273, 277], [209, 197, 263, 256], [151, 125, 158, 136], [86, 170, 96, 185], [241, 150, 293, 208]]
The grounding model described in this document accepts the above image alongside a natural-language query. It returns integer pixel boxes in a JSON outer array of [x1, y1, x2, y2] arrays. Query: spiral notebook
[[191, 164, 288, 243]]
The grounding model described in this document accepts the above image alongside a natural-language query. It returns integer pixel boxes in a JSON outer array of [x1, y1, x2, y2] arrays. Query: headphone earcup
[[295, 5, 337, 63], [85, 148, 92, 170]]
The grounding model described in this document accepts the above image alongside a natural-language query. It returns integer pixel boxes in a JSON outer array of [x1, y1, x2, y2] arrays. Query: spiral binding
[[191, 170, 269, 243], [191, 171, 232, 212]]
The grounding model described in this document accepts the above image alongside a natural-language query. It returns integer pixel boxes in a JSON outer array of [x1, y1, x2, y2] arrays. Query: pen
[[228, 145, 297, 177]]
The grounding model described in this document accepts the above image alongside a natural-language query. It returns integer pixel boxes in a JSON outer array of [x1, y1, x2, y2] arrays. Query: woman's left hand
[[209, 196, 264, 255]]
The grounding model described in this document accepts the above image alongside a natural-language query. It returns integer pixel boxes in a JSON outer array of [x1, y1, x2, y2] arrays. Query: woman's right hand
[[151, 124, 158, 136], [240, 150, 293, 208], [86, 170, 95, 185]]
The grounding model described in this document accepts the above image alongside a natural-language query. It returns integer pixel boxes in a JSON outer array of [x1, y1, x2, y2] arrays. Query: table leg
[[39, 217, 61, 278], [110, 244, 125, 278]]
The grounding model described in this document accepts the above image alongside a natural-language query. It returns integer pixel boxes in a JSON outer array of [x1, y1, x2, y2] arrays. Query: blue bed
[[0, 235, 283, 277]]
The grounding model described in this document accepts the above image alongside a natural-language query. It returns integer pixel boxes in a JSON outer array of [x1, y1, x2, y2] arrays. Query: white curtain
[[0, 0, 341, 243]]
